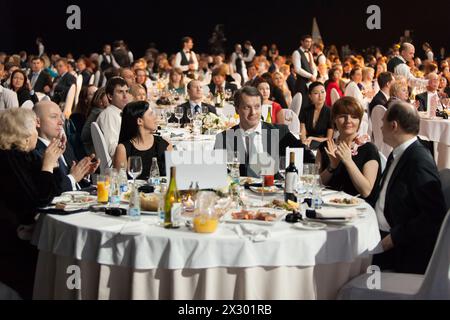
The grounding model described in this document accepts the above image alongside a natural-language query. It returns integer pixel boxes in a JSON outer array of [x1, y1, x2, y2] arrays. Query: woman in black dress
[[300, 82, 333, 150], [0, 108, 63, 299], [316, 96, 381, 204], [9, 69, 38, 106], [113, 101, 173, 179]]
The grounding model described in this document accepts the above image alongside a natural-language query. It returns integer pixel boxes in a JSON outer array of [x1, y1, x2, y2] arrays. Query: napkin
[[233, 223, 271, 242], [308, 208, 357, 219]]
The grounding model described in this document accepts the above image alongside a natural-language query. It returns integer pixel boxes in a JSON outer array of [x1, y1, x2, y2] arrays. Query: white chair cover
[[290, 92, 302, 117], [63, 84, 76, 119], [21, 100, 34, 109], [74, 74, 83, 106], [93, 70, 101, 87], [283, 109, 300, 138], [330, 88, 340, 106], [439, 169, 450, 211], [91, 122, 112, 174], [379, 151, 387, 173], [358, 112, 369, 136], [35, 92, 50, 101], [338, 209, 450, 300], [0, 282, 21, 300], [231, 73, 242, 88], [218, 103, 237, 118], [371, 105, 392, 158], [88, 73, 95, 85]]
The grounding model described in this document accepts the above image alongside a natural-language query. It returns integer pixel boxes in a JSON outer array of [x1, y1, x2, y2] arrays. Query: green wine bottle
[[164, 166, 181, 228], [266, 105, 272, 123]]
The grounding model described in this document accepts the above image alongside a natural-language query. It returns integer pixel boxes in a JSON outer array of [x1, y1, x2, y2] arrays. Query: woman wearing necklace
[[316, 96, 381, 205], [300, 82, 333, 150], [113, 101, 173, 179]]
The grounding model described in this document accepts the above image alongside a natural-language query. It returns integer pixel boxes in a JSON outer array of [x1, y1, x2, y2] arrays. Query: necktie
[[194, 105, 200, 115], [380, 152, 394, 188]]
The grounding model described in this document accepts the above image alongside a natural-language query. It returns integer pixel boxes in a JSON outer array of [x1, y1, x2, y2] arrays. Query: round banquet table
[[32, 191, 381, 300], [419, 117, 450, 169]]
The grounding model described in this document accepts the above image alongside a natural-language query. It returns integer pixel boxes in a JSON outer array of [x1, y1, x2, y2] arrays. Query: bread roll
[[140, 193, 159, 211]]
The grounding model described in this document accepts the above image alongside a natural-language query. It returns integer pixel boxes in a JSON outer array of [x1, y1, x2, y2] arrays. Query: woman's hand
[[335, 141, 353, 164], [304, 137, 313, 147], [42, 138, 65, 172], [324, 139, 340, 169]]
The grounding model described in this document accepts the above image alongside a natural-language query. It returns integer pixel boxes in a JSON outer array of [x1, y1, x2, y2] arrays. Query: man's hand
[[70, 154, 99, 182], [381, 234, 394, 252], [310, 75, 316, 82]]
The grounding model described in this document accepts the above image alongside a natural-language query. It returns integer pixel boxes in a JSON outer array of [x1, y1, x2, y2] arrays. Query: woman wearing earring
[[113, 100, 173, 180], [0, 108, 63, 299], [316, 96, 381, 204]]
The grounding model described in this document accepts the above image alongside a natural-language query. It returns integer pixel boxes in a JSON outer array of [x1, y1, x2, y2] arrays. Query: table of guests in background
[[419, 114, 450, 169], [32, 189, 380, 300]]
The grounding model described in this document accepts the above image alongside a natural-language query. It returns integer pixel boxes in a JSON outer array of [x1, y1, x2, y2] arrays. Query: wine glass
[[202, 105, 209, 115], [174, 106, 184, 128], [224, 89, 232, 101], [127, 156, 143, 186], [186, 108, 193, 124]]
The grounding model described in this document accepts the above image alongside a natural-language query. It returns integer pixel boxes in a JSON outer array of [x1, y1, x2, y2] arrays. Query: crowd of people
[[0, 34, 449, 299]]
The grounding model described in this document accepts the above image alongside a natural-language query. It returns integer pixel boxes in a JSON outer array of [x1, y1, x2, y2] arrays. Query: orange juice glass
[[97, 175, 109, 204]]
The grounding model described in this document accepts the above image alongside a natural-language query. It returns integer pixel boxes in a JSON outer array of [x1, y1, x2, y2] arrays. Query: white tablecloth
[[419, 118, 450, 169], [33, 191, 381, 299]]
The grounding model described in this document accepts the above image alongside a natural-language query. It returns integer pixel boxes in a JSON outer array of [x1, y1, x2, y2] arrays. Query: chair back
[[74, 74, 83, 106], [0, 282, 21, 300], [35, 92, 50, 101], [284, 109, 300, 138], [379, 151, 387, 173], [231, 73, 242, 88], [21, 100, 34, 109], [91, 122, 112, 174], [417, 209, 450, 299], [63, 84, 76, 119], [371, 105, 392, 157], [358, 112, 370, 136], [290, 92, 302, 116], [88, 73, 95, 85], [330, 88, 340, 106], [439, 169, 450, 211]]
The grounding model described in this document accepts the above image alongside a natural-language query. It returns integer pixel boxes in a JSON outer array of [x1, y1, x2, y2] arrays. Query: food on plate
[[253, 186, 278, 193], [140, 193, 159, 211], [265, 199, 299, 211], [55, 202, 67, 210], [330, 197, 359, 205], [231, 209, 277, 221]]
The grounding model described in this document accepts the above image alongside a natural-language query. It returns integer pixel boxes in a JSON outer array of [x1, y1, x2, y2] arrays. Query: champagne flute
[[127, 156, 143, 186], [174, 106, 184, 128], [186, 108, 193, 125]]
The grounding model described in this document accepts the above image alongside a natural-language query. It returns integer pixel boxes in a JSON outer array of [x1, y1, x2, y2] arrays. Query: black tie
[[194, 105, 200, 114], [380, 152, 394, 187]]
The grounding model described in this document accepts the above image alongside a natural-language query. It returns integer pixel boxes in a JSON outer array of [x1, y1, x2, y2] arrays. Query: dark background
[[1, 0, 449, 58]]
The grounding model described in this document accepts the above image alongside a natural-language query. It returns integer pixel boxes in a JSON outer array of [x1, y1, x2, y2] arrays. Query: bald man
[[373, 101, 446, 274], [387, 42, 428, 88], [415, 72, 444, 112], [33, 101, 100, 192]]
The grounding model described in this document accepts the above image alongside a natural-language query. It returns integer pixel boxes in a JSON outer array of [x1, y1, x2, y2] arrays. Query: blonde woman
[[0, 108, 63, 299], [272, 71, 292, 107]]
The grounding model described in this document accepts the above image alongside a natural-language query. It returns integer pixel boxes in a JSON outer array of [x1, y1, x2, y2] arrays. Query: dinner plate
[[222, 208, 286, 225], [62, 191, 90, 197], [293, 221, 326, 230], [239, 177, 262, 185], [322, 197, 362, 207], [249, 186, 282, 195], [304, 217, 355, 225]]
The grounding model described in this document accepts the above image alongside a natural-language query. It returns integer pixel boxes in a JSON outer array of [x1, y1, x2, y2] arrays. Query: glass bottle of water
[[230, 152, 240, 185], [149, 157, 160, 186], [110, 170, 121, 205], [128, 183, 141, 220], [119, 163, 128, 194], [311, 178, 323, 209]]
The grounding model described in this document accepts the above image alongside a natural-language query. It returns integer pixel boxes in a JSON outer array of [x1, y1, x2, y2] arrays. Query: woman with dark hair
[[113, 101, 173, 179], [256, 80, 283, 124], [325, 67, 343, 106], [260, 72, 288, 109], [317, 96, 381, 204], [9, 69, 38, 106], [300, 82, 333, 150]]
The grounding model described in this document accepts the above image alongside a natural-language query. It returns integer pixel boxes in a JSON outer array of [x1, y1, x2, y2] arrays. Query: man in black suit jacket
[[29, 56, 53, 94], [373, 101, 446, 274], [52, 58, 76, 104], [415, 72, 443, 112], [214, 86, 315, 177], [170, 79, 217, 126], [368, 71, 393, 116], [208, 67, 238, 96], [33, 101, 99, 192]]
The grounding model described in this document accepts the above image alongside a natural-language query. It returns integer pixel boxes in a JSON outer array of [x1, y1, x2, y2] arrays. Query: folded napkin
[[233, 223, 271, 242], [307, 208, 357, 219]]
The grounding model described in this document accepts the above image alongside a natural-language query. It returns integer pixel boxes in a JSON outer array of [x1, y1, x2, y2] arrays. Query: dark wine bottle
[[284, 151, 298, 203]]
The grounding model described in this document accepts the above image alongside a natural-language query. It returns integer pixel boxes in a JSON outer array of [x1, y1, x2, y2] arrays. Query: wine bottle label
[[128, 207, 140, 217], [285, 172, 298, 193], [171, 203, 182, 226]]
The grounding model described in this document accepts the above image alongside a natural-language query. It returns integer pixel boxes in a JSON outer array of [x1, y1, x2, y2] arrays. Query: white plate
[[62, 191, 90, 197], [239, 177, 262, 185], [222, 208, 286, 225], [304, 217, 355, 225], [249, 186, 282, 195], [322, 197, 362, 207], [141, 210, 159, 215], [293, 221, 326, 230]]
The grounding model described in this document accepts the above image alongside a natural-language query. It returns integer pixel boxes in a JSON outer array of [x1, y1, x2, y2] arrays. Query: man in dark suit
[[208, 67, 238, 96], [415, 72, 444, 112], [33, 101, 99, 192], [29, 56, 53, 94], [52, 58, 76, 105], [244, 64, 259, 87], [172, 79, 217, 127], [373, 101, 446, 274], [368, 72, 394, 116], [214, 86, 315, 177]]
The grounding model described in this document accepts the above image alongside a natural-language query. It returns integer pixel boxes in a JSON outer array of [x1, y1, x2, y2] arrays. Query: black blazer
[[368, 90, 388, 116], [415, 92, 428, 112], [208, 82, 238, 95], [214, 122, 315, 177], [381, 140, 447, 274], [169, 102, 217, 126], [52, 72, 76, 104], [29, 70, 53, 93], [33, 140, 88, 192], [16, 87, 38, 106]]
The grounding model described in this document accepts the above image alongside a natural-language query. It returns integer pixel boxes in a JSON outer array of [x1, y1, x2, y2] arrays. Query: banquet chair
[[91, 122, 112, 174], [439, 169, 450, 211], [282, 109, 300, 138], [358, 112, 370, 136], [0, 282, 21, 300], [35, 92, 50, 101], [62, 84, 76, 119], [330, 88, 340, 106], [88, 73, 95, 85], [21, 100, 34, 109], [231, 73, 242, 88], [93, 70, 102, 87], [371, 105, 392, 158], [379, 152, 387, 173], [74, 74, 83, 107], [290, 92, 302, 117], [220, 103, 237, 118], [337, 209, 450, 300]]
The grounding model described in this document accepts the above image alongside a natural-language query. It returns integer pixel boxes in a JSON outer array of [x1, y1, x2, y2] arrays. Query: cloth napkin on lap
[[233, 223, 271, 242]]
